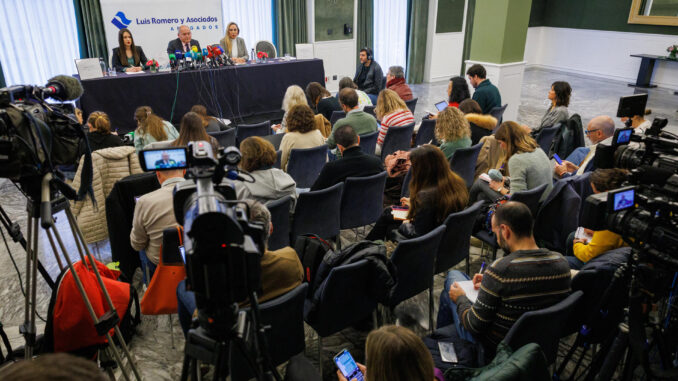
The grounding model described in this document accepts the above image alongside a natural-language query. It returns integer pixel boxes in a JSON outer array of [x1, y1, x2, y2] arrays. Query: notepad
[[457, 280, 480, 303], [391, 207, 409, 221], [575, 227, 593, 243]]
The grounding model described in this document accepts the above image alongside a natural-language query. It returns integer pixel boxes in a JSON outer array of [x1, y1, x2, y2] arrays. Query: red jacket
[[387, 77, 413, 101]]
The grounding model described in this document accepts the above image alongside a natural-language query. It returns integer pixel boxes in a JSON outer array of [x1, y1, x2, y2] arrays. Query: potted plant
[[668, 44, 678, 60], [146, 59, 159, 72], [257, 51, 268, 63]]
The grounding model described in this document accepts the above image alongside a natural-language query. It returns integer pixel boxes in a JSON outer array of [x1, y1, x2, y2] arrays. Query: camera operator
[[554, 115, 615, 178], [176, 199, 304, 337], [565, 169, 630, 269]]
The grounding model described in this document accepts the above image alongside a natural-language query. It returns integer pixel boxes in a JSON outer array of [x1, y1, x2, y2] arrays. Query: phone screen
[[334, 350, 364, 381], [553, 153, 563, 165], [179, 246, 186, 263]]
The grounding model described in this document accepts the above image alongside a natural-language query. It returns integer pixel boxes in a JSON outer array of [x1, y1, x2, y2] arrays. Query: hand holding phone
[[334, 349, 365, 381], [553, 153, 563, 165]]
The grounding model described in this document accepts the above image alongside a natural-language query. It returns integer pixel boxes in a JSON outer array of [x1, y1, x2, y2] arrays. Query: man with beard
[[436, 202, 571, 357]]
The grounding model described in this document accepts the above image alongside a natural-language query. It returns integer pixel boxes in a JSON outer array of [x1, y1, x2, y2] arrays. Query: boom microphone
[[43, 75, 84, 101]]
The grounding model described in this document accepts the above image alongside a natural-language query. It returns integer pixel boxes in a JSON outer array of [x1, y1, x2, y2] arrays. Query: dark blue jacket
[[472, 79, 502, 114]]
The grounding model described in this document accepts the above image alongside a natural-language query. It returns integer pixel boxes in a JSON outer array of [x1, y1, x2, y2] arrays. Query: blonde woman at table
[[219, 22, 248, 64]]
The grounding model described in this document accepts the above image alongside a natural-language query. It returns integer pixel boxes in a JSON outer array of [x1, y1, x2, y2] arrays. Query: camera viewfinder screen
[[142, 148, 187, 170], [613, 189, 634, 212], [616, 129, 632, 145]]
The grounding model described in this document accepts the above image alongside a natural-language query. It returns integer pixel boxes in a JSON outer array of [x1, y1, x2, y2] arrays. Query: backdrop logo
[[111, 11, 132, 29]]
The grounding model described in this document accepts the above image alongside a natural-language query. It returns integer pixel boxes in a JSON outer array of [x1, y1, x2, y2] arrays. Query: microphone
[[43, 75, 84, 101], [192, 45, 199, 53], [185, 51, 194, 69], [168, 53, 177, 69]]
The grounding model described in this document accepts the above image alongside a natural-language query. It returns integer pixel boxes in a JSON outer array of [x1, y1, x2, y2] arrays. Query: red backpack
[[44, 258, 139, 357]]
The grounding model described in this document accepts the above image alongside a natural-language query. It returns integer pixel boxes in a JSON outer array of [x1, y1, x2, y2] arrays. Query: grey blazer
[[219, 36, 248, 59]]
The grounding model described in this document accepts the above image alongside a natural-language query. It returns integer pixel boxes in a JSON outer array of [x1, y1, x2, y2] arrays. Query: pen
[[479, 262, 486, 274]]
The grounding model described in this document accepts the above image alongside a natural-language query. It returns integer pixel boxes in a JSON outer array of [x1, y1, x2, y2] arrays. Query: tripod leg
[[45, 228, 64, 271], [595, 323, 629, 381], [170, 314, 175, 349], [21, 216, 39, 359]]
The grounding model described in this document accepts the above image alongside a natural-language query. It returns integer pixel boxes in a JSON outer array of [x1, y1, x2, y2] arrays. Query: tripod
[[20, 173, 142, 380]]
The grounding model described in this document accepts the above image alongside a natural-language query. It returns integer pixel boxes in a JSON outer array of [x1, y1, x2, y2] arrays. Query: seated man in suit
[[554, 115, 615, 179], [311, 125, 383, 191], [326, 88, 378, 150], [176, 199, 304, 336], [167, 25, 201, 54], [154, 152, 176, 168]]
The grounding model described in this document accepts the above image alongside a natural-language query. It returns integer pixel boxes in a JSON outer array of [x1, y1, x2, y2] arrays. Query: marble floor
[[0, 67, 676, 380]]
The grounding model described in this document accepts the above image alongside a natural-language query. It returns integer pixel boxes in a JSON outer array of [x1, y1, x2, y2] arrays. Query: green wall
[[529, 0, 678, 35], [469, 0, 532, 64], [315, 0, 354, 41], [436, 0, 466, 33]]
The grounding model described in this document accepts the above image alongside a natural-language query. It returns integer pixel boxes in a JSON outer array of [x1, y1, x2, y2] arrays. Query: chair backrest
[[435, 201, 486, 274], [262, 132, 286, 151], [509, 183, 548, 218], [535, 180, 581, 253], [274, 150, 282, 169], [400, 169, 412, 198], [255, 40, 278, 58], [563, 172, 593, 222], [231, 283, 308, 379], [266, 195, 293, 251], [380, 123, 415, 161], [292, 182, 343, 241], [329, 111, 346, 126], [207, 129, 236, 148], [489, 104, 507, 132], [340, 172, 388, 229], [389, 225, 446, 306], [415, 119, 436, 146], [236, 121, 271, 146], [286, 145, 328, 188], [503, 291, 583, 364], [305, 259, 377, 337], [405, 97, 418, 114], [449, 142, 483, 187], [363, 105, 376, 117], [535, 125, 560, 154], [359, 131, 379, 155]]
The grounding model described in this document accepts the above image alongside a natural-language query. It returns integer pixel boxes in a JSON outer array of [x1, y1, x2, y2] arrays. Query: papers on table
[[457, 280, 480, 303], [124, 70, 145, 75]]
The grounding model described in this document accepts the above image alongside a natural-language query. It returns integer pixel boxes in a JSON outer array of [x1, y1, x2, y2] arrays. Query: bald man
[[166, 25, 201, 54], [554, 115, 616, 178]]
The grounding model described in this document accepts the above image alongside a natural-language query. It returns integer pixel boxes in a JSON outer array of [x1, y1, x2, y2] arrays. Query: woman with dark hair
[[305, 82, 341, 121], [469, 121, 552, 203], [133, 106, 178, 151], [448, 76, 470, 107], [239, 137, 297, 208], [279, 104, 326, 171], [537, 81, 571, 131], [111, 28, 147, 73], [171, 112, 219, 148], [366, 145, 468, 241], [190, 105, 227, 132], [458, 99, 497, 144]]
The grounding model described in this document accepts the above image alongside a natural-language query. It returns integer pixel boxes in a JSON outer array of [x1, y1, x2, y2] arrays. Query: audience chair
[[304, 259, 377, 375], [534, 180, 581, 254], [236, 121, 271, 146], [262, 132, 285, 150], [340, 172, 388, 230], [489, 104, 508, 132], [380, 123, 415, 161], [563, 172, 593, 222], [389, 225, 446, 332], [266, 195, 293, 251], [415, 119, 436, 146], [400, 169, 412, 198], [359, 131, 379, 155], [405, 97, 418, 114], [363, 105, 376, 117], [435, 201, 486, 275], [286, 145, 328, 188], [231, 283, 308, 380], [509, 183, 548, 218], [291, 183, 343, 242], [255, 40, 278, 58], [502, 291, 583, 365], [536, 124, 560, 154], [274, 150, 282, 169], [208, 129, 236, 148], [449, 142, 483, 188], [329, 111, 346, 126]]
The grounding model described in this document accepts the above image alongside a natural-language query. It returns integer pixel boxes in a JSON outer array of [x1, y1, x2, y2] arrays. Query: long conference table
[[78, 58, 325, 133]]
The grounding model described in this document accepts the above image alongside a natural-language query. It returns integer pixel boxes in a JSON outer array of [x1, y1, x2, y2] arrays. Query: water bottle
[[99, 57, 107, 76], [251, 48, 255, 63]]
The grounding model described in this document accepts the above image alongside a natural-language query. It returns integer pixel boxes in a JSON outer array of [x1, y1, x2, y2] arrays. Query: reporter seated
[[311, 125, 383, 191], [437, 202, 571, 358], [565, 168, 629, 270], [335, 325, 439, 381], [240, 136, 297, 208], [458, 99, 497, 145], [554, 115, 615, 179], [434, 107, 471, 161], [191, 105, 228, 133], [176, 199, 304, 336], [79, 111, 121, 156]]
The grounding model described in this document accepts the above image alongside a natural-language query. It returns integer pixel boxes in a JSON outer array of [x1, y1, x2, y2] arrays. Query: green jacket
[[444, 342, 550, 381], [326, 110, 378, 149], [440, 137, 472, 161], [472, 79, 502, 114]]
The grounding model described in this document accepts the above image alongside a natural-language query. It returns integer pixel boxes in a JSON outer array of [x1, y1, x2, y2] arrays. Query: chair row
[[207, 120, 273, 148]]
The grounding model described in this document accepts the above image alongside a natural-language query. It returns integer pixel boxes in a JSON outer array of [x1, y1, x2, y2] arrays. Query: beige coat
[[474, 135, 506, 180], [465, 113, 498, 131], [279, 130, 326, 171], [71, 146, 142, 243]]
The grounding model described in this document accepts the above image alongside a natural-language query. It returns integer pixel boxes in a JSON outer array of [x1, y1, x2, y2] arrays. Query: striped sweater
[[455, 248, 571, 352], [377, 109, 415, 146]]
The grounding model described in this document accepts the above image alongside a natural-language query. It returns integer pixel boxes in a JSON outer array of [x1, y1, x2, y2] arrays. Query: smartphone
[[553, 153, 563, 165], [334, 349, 364, 381], [438, 341, 458, 363], [179, 246, 186, 263]]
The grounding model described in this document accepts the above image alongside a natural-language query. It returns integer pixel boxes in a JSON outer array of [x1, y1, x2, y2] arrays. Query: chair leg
[[428, 286, 434, 334]]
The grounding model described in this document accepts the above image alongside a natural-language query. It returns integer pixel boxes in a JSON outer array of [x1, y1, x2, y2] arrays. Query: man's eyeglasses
[[584, 129, 599, 135]]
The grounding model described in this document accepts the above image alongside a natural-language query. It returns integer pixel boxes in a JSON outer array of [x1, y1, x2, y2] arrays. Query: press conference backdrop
[[100, 0, 224, 67]]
